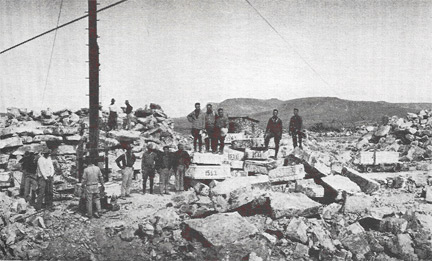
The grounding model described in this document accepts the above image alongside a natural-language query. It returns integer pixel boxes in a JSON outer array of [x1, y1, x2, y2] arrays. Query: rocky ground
[[1, 107, 432, 260]]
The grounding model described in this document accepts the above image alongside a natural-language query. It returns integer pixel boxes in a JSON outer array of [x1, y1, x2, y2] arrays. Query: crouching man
[[82, 157, 105, 218]]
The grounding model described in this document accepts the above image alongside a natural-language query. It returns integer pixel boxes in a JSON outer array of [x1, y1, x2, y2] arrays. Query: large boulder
[[321, 175, 362, 198], [0, 137, 23, 149], [183, 212, 259, 246], [268, 192, 321, 219], [153, 207, 181, 229], [210, 175, 270, 212], [342, 167, 380, 194], [295, 179, 325, 198]]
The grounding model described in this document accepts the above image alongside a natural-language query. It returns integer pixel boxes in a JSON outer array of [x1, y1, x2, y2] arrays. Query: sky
[[1, 0, 431, 117]]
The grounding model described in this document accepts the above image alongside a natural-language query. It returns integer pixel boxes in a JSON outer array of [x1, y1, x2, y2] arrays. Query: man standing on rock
[[116, 145, 136, 198], [214, 108, 229, 154], [141, 144, 157, 194], [156, 146, 174, 194], [36, 148, 55, 211], [173, 144, 190, 191], [125, 100, 133, 130], [264, 109, 283, 159], [187, 103, 205, 153], [108, 98, 119, 131], [289, 108, 303, 149], [204, 104, 216, 153], [82, 157, 104, 218]]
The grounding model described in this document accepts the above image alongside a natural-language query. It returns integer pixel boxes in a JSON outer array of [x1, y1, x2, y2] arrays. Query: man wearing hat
[[36, 148, 55, 210], [116, 145, 136, 198], [141, 143, 157, 194], [214, 108, 229, 154], [82, 157, 104, 218], [289, 108, 303, 149], [156, 146, 174, 194], [187, 102, 205, 153], [204, 104, 216, 152]]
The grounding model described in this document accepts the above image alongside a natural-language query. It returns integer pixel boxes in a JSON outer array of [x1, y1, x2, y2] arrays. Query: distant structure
[[228, 116, 259, 134]]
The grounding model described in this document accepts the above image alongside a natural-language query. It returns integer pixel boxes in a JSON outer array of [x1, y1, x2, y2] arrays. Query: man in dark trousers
[[213, 108, 229, 154], [187, 103, 205, 153], [204, 104, 216, 153], [81, 157, 104, 218], [20, 152, 38, 203], [36, 148, 55, 211], [156, 146, 174, 194], [173, 144, 191, 191], [289, 108, 303, 149], [141, 144, 157, 194], [125, 100, 133, 130], [115, 145, 136, 198], [264, 109, 283, 158], [108, 98, 119, 131]]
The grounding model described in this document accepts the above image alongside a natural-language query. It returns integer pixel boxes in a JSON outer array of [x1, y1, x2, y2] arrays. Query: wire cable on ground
[[244, 0, 332, 88], [41, 0, 64, 107]]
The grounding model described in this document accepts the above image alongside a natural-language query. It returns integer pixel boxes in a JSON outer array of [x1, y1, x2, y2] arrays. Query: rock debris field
[[0, 106, 432, 260]]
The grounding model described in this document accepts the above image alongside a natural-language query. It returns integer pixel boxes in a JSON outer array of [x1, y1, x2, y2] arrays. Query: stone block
[[0, 137, 23, 149], [244, 159, 278, 174], [184, 212, 259, 246], [269, 192, 321, 219], [244, 148, 270, 160], [295, 179, 325, 198], [268, 165, 306, 182], [342, 167, 380, 194], [321, 175, 362, 196], [185, 165, 231, 180], [231, 139, 252, 149], [224, 133, 245, 144], [192, 152, 224, 165]]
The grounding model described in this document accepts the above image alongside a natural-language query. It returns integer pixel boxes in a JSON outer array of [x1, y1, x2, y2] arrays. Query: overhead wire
[[244, 0, 333, 89], [41, 0, 64, 107]]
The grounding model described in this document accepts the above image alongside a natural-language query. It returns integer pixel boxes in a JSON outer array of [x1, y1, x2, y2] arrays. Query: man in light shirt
[[36, 148, 55, 211], [108, 98, 119, 130]]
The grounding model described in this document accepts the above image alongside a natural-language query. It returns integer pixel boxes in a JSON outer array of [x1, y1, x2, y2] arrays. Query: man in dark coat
[[289, 108, 303, 149], [173, 144, 191, 191], [264, 109, 283, 158]]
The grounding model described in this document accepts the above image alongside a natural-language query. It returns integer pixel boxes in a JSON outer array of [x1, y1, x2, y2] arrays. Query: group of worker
[[187, 103, 229, 153], [107, 98, 134, 131], [264, 108, 304, 158], [19, 148, 55, 211], [114, 143, 191, 198]]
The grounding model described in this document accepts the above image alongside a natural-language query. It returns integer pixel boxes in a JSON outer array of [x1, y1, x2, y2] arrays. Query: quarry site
[[0, 104, 432, 261]]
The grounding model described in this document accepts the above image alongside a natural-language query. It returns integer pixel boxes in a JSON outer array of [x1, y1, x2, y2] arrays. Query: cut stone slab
[[244, 159, 278, 174], [321, 175, 362, 197], [192, 152, 224, 165], [342, 167, 380, 194], [250, 138, 266, 148], [230, 170, 247, 177], [285, 217, 308, 244], [225, 160, 244, 169], [65, 135, 82, 142], [108, 130, 141, 141], [33, 135, 63, 142], [245, 148, 270, 160], [0, 137, 23, 149], [12, 144, 45, 156], [295, 179, 325, 198], [375, 151, 399, 164], [185, 165, 231, 180], [223, 148, 245, 161], [224, 133, 245, 144], [268, 165, 306, 182], [183, 212, 259, 246], [54, 145, 76, 155], [210, 175, 270, 212], [268, 192, 321, 219], [232, 139, 253, 149]]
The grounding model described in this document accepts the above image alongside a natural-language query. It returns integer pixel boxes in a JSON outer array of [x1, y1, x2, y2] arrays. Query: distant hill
[[173, 97, 432, 134]]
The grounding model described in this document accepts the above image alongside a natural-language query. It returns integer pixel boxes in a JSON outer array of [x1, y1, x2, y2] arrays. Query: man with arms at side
[[289, 108, 303, 149]]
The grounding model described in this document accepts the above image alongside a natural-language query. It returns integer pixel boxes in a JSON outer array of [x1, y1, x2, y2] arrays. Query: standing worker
[[289, 108, 303, 149], [108, 98, 119, 131], [125, 100, 133, 130], [173, 144, 191, 191], [187, 103, 205, 153], [204, 104, 216, 153], [156, 146, 174, 194], [20, 152, 38, 203], [81, 157, 104, 218], [264, 109, 283, 159], [76, 136, 87, 182], [115, 145, 136, 199], [36, 148, 55, 211], [141, 144, 157, 194], [213, 108, 229, 154]]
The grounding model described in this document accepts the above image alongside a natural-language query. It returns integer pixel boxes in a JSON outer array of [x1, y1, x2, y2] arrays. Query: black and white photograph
[[1, 0, 432, 260]]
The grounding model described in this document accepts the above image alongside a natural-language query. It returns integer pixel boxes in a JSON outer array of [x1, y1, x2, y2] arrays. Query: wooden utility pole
[[88, 0, 99, 161]]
